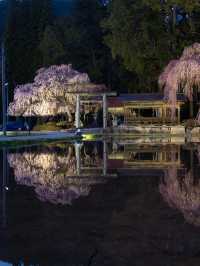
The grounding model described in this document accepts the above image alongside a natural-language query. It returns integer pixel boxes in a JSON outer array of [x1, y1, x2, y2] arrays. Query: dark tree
[[5, 0, 53, 88], [39, 25, 64, 66], [54, 0, 134, 91], [103, 0, 200, 91]]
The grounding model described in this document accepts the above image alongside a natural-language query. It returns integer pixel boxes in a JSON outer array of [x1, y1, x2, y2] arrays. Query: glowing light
[[82, 134, 96, 141]]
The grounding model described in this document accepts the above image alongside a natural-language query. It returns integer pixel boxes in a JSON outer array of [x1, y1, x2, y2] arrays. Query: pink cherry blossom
[[159, 43, 200, 122], [9, 64, 108, 121]]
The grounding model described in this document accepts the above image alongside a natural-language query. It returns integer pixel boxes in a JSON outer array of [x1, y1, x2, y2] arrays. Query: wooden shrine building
[[108, 94, 186, 126], [74, 93, 186, 129]]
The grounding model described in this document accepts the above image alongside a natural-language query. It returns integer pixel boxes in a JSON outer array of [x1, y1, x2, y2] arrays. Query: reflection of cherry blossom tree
[[9, 64, 108, 122], [159, 43, 200, 120], [8, 144, 105, 205], [160, 165, 200, 226], [35, 185, 90, 205]]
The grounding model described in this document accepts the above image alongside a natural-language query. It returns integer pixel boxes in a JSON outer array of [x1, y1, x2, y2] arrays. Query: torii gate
[[74, 92, 116, 129]]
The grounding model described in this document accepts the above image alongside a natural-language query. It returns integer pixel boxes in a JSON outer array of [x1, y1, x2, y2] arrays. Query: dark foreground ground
[[0, 172, 200, 266]]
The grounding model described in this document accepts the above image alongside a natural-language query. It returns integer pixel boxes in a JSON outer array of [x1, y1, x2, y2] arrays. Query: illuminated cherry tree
[[159, 43, 200, 121], [9, 64, 107, 122]]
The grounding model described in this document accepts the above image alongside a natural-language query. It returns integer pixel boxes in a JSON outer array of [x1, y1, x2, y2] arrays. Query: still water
[[0, 139, 200, 266]]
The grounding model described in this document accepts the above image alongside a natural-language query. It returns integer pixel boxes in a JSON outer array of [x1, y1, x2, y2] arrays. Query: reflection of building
[[108, 143, 182, 170]]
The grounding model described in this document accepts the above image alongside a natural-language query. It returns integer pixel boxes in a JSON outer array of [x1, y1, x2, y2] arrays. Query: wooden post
[[162, 107, 164, 124], [75, 94, 80, 129], [158, 108, 161, 118], [165, 107, 167, 119], [103, 94, 107, 129], [124, 107, 127, 126], [178, 106, 181, 124]]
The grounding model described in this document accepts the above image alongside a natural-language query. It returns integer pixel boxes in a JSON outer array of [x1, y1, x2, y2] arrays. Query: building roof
[[108, 93, 186, 108]]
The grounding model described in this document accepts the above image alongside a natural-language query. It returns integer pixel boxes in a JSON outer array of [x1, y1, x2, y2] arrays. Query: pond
[[0, 139, 200, 266]]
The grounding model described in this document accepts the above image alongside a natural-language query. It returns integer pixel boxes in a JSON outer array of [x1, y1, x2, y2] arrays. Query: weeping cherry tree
[[9, 64, 108, 122], [159, 43, 200, 122]]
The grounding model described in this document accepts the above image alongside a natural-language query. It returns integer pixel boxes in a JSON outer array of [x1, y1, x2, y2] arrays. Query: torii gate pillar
[[103, 94, 107, 129]]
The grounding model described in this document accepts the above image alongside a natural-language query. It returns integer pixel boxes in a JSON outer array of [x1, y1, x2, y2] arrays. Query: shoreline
[[0, 126, 200, 146], [0, 131, 80, 147]]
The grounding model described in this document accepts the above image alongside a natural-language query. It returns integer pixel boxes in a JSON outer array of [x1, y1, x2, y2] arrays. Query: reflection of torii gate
[[75, 141, 109, 177], [74, 92, 116, 129]]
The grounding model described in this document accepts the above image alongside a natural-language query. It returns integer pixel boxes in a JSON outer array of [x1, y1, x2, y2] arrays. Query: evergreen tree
[[143, 0, 199, 13], [5, 0, 53, 87], [103, 0, 200, 91], [54, 0, 139, 91], [5, 0, 32, 84], [70, 0, 108, 82], [39, 25, 64, 66], [29, 0, 53, 45]]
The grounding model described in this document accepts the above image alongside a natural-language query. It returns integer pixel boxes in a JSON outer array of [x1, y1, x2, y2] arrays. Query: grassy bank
[[0, 131, 81, 148], [0, 138, 81, 149]]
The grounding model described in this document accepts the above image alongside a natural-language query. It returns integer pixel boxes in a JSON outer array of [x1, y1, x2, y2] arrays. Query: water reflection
[[160, 156, 200, 226], [1, 141, 200, 265], [108, 142, 181, 169], [8, 143, 110, 205], [6, 140, 200, 226]]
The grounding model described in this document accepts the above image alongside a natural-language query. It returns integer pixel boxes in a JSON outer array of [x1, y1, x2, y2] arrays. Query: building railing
[[124, 117, 179, 125]]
